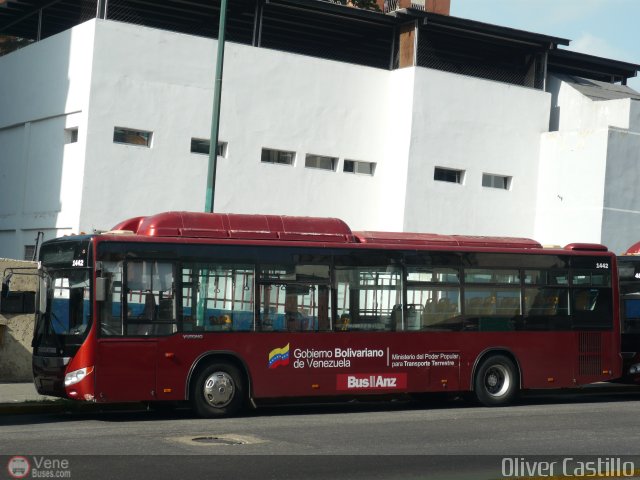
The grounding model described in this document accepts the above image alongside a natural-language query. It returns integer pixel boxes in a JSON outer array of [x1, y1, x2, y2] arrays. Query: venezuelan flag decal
[[268, 343, 290, 369]]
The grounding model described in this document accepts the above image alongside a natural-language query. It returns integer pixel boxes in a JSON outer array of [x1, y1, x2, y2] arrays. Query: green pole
[[200, 0, 228, 325], [205, 0, 228, 213]]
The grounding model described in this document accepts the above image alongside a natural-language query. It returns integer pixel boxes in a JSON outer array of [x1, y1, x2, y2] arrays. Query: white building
[[0, 0, 639, 258]]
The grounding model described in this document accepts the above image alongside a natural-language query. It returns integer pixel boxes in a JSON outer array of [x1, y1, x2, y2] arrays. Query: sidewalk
[[0, 382, 62, 414], [0, 382, 56, 404], [1, 381, 639, 416], [0, 382, 149, 415]]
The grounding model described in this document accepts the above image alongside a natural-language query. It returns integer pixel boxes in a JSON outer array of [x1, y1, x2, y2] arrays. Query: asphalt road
[[2, 390, 640, 480]]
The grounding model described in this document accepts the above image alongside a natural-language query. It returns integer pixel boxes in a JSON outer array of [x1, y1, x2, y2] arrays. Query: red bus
[[3, 212, 621, 417], [616, 242, 640, 383]]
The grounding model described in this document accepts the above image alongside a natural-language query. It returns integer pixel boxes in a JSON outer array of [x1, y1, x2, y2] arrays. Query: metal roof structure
[[1, 0, 638, 85], [548, 49, 640, 85], [553, 74, 640, 101]]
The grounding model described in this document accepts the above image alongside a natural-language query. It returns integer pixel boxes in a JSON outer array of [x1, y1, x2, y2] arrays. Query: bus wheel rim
[[484, 365, 510, 397], [203, 371, 235, 408]]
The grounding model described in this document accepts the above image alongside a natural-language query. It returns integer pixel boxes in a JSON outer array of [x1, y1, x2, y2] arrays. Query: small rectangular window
[[64, 128, 78, 144], [261, 148, 295, 166], [524, 270, 569, 286], [190, 138, 227, 157], [305, 154, 337, 171], [24, 245, 36, 261], [343, 160, 375, 176], [482, 173, 511, 190], [572, 270, 611, 287], [434, 167, 464, 184], [407, 267, 459, 284], [465, 269, 519, 284], [113, 127, 152, 147]]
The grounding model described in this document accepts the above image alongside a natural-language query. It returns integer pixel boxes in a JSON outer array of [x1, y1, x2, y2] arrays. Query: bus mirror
[[1, 275, 36, 315], [37, 277, 47, 314], [95, 277, 107, 302]]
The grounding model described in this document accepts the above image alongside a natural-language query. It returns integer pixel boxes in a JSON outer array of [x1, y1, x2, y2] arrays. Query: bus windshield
[[33, 267, 92, 355], [618, 258, 640, 334]]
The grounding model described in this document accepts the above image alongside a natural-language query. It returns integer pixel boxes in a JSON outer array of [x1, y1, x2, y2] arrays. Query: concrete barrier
[[0, 259, 37, 382]]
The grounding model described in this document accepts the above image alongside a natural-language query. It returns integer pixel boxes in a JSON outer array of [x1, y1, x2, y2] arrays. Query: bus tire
[[191, 362, 245, 418], [474, 355, 518, 407]]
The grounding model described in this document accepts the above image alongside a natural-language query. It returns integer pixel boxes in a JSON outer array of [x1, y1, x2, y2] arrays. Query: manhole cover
[[191, 436, 246, 445], [170, 434, 263, 447]]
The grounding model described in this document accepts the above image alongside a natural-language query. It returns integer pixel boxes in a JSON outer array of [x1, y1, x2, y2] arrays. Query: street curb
[[0, 401, 73, 415], [0, 400, 147, 416], [1, 384, 638, 416]]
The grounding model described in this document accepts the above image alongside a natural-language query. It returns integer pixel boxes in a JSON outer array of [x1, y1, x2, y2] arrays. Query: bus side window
[[571, 288, 612, 329], [125, 261, 176, 336], [334, 265, 402, 332], [524, 287, 569, 330], [99, 261, 124, 336], [181, 264, 255, 332]]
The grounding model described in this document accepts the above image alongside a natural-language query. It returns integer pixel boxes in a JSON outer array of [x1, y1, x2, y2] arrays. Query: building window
[[305, 154, 337, 171], [343, 160, 375, 176], [113, 127, 152, 147], [434, 167, 464, 184], [64, 128, 78, 144], [24, 245, 36, 261], [190, 138, 228, 157], [261, 148, 295, 166], [482, 173, 511, 190]]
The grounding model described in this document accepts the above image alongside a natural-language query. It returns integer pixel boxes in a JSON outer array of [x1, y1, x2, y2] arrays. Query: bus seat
[[141, 292, 157, 321], [137, 292, 156, 335]]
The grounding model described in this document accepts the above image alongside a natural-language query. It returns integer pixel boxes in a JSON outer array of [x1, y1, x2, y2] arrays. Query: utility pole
[[205, 0, 228, 213], [199, 0, 228, 327]]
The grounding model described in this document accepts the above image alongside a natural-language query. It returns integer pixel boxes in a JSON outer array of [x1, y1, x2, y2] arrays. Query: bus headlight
[[629, 364, 640, 375], [65, 366, 94, 387]]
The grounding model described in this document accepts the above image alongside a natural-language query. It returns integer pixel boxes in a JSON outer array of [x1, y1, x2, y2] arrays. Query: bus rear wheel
[[191, 362, 245, 418], [474, 355, 518, 407]]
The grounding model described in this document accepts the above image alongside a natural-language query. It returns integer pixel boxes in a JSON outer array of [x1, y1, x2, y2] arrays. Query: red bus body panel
[[36, 212, 621, 405], [89, 330, 616, 403]]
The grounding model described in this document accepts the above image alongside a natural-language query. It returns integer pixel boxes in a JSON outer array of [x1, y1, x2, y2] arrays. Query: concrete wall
[[548, 75, 633, 132], [2, 18, 640, 260], [1, 19, 553, 245], [404, 68, 550, 237], [0, 21, 94, 257], [535, 129, 609, 246], [602, 128, 640, 253], [540, 79, 640, 252], [80, 19, 393, 234], [0, 259, 37, 382]]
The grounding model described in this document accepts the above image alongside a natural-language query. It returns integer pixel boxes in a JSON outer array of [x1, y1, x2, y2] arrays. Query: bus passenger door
[[94, 260, 174, 402]]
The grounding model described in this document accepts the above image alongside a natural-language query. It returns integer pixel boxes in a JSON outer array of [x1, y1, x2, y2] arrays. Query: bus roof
[[625, 241, 640, 255], [110, 211, 357, 243], [353, 231, 542, 248], [107, 211, 607, 252]]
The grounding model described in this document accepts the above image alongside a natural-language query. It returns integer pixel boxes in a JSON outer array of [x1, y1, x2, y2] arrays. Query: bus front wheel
[[191, 362, 245, 418], [474, 355, 518, 407]]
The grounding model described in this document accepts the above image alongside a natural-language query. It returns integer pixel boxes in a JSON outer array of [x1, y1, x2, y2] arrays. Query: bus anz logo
[[268, 343, 290, 369], [337, 373, 407, 391]]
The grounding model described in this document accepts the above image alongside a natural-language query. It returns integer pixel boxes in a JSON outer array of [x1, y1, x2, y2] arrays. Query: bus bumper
[[33, 355, 69, 398]]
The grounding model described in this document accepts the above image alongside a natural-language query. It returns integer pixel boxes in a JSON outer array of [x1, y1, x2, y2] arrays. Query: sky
[[451, 0, 640, 91]]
